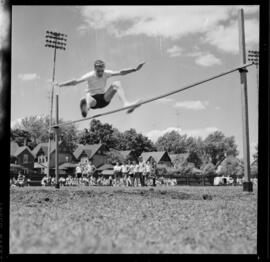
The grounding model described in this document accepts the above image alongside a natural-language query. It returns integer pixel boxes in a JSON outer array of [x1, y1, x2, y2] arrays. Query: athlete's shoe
[[126, 99, 142, 114], [80, 98, 87, 118]]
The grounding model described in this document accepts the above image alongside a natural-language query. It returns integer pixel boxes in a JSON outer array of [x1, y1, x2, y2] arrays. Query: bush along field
[[10, 186, 257, 254]]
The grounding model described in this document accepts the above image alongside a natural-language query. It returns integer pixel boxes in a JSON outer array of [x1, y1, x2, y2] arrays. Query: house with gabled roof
[[109, 149, 137, 163], [10, 141, 35, 170], [140, 151, 172, 167], [169, 153, 190, 169], [32, 140, 76, 174], [73, 143, 108, 168], [118, 150, 137, 162]]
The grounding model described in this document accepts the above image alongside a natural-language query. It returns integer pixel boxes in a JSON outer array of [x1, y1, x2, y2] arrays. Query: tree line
[[11, 115, 257, 176]]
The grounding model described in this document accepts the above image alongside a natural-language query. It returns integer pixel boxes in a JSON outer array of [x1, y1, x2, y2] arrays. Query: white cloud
[[174, 100, 209, 110], [146, 126, 219, 142], [78, 6, 258, 39], [18, 73, 40, 81], [167, 45, 184, 57], [203, 19, 259, 54], [187, 51, 221, 66], [195, 53, 222, 66]]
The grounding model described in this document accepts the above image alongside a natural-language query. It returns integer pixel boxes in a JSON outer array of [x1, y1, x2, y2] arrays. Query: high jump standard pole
[[238, 8, 253, 192], [55, 94, 60, 189]]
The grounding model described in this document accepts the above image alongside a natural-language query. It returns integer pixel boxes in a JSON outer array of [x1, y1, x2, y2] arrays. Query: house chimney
[[24, 138, 27, 146]]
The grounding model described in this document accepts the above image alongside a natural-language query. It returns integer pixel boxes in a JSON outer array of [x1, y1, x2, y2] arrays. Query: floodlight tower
[[248, 50, 259, 97], [45, 31, 67, 184]]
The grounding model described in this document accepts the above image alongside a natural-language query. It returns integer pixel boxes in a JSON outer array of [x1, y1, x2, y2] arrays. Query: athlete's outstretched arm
[[58, 72, 91, 87], [111, 62, 145, 76]]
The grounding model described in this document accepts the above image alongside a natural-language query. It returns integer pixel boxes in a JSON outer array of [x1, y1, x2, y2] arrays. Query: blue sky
[[11, 5, 259, 160]]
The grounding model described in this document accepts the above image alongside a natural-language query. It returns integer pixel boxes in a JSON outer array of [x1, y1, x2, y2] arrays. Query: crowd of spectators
[[38, 158, 178, 187]]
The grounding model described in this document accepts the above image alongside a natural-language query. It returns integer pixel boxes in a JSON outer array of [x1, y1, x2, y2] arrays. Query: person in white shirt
[[138, 157, 146, 187], [145, 161, 152, 186], [56, 60, 145, 117], [114, 162, 122, 186], [121, 161, 130, 186], [128, 161, 135, 187], [133, 162, 140, 187], [75, 165, 82, 184]]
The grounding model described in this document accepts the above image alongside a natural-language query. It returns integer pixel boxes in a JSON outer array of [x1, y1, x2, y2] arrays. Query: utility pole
[[45, 30, 67, 179], [238, 9, 252, 192]]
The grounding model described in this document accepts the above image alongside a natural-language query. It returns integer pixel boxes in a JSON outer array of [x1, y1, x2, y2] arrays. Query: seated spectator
[[41, 176, 47, 186], [59, 177, 65, 186], [82, 176, 89, 186], [17, 172, 25, 187]]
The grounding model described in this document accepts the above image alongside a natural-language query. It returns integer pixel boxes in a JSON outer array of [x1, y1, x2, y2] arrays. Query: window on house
[[23, 154, 29, 164]]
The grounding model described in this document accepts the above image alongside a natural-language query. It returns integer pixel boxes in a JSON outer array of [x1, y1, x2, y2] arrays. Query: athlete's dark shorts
[[91, 94, 110, 109], [76, 173, 82, 178]]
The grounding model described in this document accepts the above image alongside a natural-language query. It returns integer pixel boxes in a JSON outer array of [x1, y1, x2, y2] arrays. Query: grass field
[[10, 185, 257, 254]]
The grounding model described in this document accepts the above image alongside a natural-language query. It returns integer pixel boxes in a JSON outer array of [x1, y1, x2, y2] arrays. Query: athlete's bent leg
[[80, 93, 97, 118], [105, 81, 131, 106]]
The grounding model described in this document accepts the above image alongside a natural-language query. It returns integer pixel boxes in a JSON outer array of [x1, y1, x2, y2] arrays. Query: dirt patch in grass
[[10, 186, 257, 254]]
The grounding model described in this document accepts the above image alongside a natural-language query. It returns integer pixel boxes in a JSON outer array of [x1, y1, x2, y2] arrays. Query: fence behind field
[[175, 176, 214, 186]]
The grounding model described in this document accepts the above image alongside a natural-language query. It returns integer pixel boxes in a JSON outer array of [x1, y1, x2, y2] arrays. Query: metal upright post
[[55, 94, 60, 189], [238, 9, 252, 192], [45, 30, 67, 179]]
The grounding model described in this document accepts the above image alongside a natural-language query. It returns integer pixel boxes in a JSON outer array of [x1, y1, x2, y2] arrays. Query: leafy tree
[[11, 129, 33, 148], [12, 115, 79, 151], [106, 150, 125, 164], [250, 162, 258, 178], [219, 156, 244, 178], [77, 120, 117, 149], [202, 162, 216, 177], [187, 151, 202, 169], [179, 163, 194, 177], [155, 131, 187, 153], [203, 131, 238, 166], [253, 144, 258, 163], [120, 129, 156, 157]]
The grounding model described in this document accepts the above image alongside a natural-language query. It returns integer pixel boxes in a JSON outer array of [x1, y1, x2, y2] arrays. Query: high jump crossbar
[[51, 62, 254, 129]]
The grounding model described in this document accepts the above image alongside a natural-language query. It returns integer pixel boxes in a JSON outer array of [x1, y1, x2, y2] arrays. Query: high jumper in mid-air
[[55, 60, 145, 117]]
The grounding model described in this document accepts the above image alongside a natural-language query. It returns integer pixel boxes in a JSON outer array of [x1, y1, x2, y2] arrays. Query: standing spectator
[[75, 165, 83, 185], [109, 176, 113, 186], [138, 157, 146, 187], [113, 162, 122, 186], [87, 161, 96, 186], [121, 161, 130, 186], [134, 161, 140, 187], [151, 162, 158, 187], [145, 161, 152, 186], [128, 161, 135, 187]]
